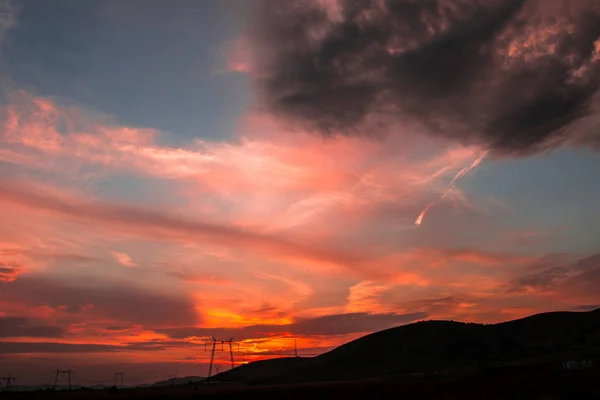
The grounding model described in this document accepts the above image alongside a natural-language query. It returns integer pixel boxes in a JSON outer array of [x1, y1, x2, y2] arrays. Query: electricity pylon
[[0, 374, 15, 391], [114, 372, 124, 388], [53, 369, 75, 391], [206, 337, 235, 381]]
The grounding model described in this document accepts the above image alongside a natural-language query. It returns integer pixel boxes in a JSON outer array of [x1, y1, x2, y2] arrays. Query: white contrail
[[415, 151, 488, 225]]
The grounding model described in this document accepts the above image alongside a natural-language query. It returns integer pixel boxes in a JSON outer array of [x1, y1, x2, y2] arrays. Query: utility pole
[[54, 369, 74, 391], [0, 374, 15, 391], [114, 372, 124, 388]]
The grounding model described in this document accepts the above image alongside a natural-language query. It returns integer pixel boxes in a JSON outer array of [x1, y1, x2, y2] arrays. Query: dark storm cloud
[[0, 342, 119, 354], [1, 275, 200, 327], [0, 262, 21, 281], [0, 341, 192, 354], [158, 311, 426, 340], [558, 257, 600, 297], [104, 326, 131, 331], [250, 0, 600, 155], [508, 253, 600, 292], [0, 317, 64, 338], [571, 304, 600, 311]]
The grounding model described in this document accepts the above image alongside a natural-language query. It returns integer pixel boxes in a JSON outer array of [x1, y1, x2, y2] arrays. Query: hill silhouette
[[151, 376, 205, 387], [214, 309, 600, 384]]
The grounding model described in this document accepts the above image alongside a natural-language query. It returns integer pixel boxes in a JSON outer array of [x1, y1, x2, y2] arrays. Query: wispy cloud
[[0, 0, 17, 49], [346, 281, 391, 313], [166, 269, 229, 285], [111, 251, 138, 268], [0, 316, 64, 338], [0, 178, 372, 274], [255, 271, 314, 298]]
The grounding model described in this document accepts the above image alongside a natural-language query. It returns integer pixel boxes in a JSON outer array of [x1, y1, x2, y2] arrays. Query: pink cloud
[[110, 251, 137, 268], [0, 91, 488, 225], [254, 271, 314, 298], [165, 269, 230, 285], [0, 178, 373, 274]]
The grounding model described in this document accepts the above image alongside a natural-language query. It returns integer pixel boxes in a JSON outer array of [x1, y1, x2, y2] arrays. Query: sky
[[1, 0, 600, 387]]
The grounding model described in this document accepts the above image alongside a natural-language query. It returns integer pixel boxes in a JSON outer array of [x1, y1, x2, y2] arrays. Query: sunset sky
[[1, 0, 600, 387]]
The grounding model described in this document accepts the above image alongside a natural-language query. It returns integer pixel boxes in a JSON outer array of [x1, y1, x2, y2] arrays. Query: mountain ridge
[[213, 308, 600, 384]]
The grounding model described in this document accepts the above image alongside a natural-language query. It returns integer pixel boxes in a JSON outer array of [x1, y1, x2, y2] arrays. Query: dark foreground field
[[5, 368, 600, 400]]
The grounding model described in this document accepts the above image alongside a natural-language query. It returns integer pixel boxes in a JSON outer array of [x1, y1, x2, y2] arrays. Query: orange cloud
[[345, 281, 391, 313]]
